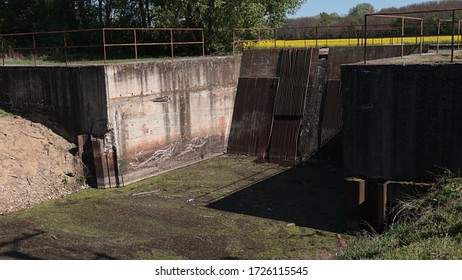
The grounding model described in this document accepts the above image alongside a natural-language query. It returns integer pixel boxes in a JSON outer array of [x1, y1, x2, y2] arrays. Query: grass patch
[[0, 155, 343, 260], [0, 108, 12, 117]]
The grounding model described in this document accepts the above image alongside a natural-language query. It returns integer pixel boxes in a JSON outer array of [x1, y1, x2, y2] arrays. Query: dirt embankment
[[0, 114, 87, 215]]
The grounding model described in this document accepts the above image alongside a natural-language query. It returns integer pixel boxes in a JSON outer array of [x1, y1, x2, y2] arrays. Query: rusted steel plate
[[274, 48, 313, 116], [267, 116, 302, 161], [227, 77, 279, 156], [321, 79, 343, 144]]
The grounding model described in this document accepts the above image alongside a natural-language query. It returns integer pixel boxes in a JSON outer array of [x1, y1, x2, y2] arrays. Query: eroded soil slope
[[0, 114, 87, 214]]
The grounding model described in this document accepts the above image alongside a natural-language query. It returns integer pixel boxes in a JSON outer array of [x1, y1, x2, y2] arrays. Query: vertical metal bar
[[133, 29, 138, 61], [1, 36, 5, 66], [202, 29, 205, 57], [102, 28, 107, 64], [458, 20, 461, 50], [232, 29, 236, 55], [170, 29, 174, 61], [32, 34, 37, 66], [364, 15, 368, 63], [315, 26, 318, 48], [437, 20, 441, 53], [420, 20, 424, 55], [401, 17, 404, 59], [257, 29, 261, 49], [274, 29, 277, 49], [63, 32, 68, 66], [451, 10, 455, 63]]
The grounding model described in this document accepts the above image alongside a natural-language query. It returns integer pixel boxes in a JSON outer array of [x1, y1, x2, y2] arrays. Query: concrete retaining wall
[[106, 57, 240, 184], [342, 63, 462, 181]]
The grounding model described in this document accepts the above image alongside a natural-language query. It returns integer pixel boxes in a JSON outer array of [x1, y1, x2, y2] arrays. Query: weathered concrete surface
[[342, 63, 462, 181], [105, 57, 241, 185]]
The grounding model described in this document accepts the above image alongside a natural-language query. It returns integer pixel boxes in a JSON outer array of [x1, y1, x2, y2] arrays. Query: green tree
[[151, 0, 306, 54], [348, 3, 375, 19], [0, 0, 305, 54]]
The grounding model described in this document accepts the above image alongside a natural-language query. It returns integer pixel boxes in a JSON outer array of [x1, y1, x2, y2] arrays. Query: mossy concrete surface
[[0, 155, 346, 260]]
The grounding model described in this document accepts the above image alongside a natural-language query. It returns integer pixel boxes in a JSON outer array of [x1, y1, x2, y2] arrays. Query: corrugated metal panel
[[267, 117, 303, 161], [227, 77, 279, 156], [274, 49, 313, 116], [321, 79, 343, 144]]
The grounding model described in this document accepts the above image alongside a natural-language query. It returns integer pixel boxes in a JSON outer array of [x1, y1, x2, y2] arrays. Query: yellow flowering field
[[241, 35, 461, 49]]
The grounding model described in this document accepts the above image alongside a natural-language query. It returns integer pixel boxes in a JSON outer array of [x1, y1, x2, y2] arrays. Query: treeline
[[0, 0, 305, 54], [280, 1, 462, 40]]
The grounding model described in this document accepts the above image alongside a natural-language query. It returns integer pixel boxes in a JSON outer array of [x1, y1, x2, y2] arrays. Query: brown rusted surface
[[267, 117, 302, 161], [320, 79, 343, 145], [344, 178, 366, 233], [227, 77, 279, 156], [274, 49, 314, 116]]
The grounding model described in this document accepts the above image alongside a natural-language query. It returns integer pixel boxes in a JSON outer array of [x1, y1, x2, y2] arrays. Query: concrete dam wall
[[0, 44, 427, 189]]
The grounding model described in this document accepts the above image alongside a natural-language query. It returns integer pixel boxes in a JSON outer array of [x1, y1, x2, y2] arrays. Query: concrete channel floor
[[0, 155, 346, 260]]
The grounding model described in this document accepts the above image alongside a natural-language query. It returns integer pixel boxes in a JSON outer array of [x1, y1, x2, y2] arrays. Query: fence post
[[364, 15, 368, 63], [202, 29, 205, 57], [102, 28, 107, 64], [170, 29, 174, 61], [437, 20, 441, 53], [458, 20, 461, 50], [32, 34, 37, 66], [1, 36, 4, 66], [315, 26, 318, 48], [420, 20, 424, 55], [133, 29, 138, 61], [63, 32, 68, 66], [451, 10, 455, 63]]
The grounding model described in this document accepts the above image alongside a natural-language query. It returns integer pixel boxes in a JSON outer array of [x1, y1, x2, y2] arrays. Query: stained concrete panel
[[105, 57, 240, 185]]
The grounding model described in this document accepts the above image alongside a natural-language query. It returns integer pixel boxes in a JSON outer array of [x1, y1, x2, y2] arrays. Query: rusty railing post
[[202, 29, 205, 57], [1, 36, 4, 66], [102, 28, 107, 64], [232, 29, 236, 55], [170, 29, 174, 61], [451, 10, 456, 62], [458, 20, 461, 50], [133, 28, 138, 61], [32, 34, 37, 66], [437, 20, 441, 53], [315, 26, 318, 48], [420, 19, 424, 55], [401, 17, 405, 59], [63, 31, 68, 66], [364, 15, 368, 63]]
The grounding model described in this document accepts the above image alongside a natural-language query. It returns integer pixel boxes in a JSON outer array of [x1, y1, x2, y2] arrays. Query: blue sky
[[290, 0, 426, 18]]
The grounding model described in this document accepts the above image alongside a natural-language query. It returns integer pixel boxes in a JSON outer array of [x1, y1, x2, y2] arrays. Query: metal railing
[[364, 8, 462, 63], [0, 27, 205, 66]]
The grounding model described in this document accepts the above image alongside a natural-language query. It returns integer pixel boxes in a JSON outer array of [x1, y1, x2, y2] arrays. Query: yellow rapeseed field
[[241, 35, 461, 49]]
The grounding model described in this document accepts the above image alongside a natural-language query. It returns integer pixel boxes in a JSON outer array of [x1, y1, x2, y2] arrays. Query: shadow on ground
[[207, 162, 345, 233]]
